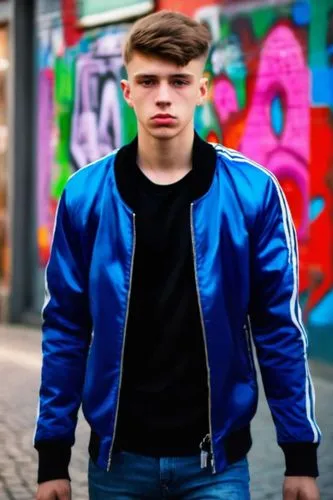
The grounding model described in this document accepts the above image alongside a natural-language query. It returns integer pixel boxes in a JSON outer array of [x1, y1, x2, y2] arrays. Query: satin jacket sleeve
[[249, 175, 321, 477], [34, 187, 92, 483]]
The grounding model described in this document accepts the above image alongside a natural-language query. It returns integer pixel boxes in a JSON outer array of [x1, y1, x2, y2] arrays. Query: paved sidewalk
[[0, 324, 332, 499]]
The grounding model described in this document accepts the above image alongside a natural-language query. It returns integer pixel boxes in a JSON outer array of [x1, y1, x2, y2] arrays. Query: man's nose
[[155, 82, 171, 105]]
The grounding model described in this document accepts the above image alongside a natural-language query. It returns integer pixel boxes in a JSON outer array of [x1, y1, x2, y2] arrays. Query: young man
[[35, 10, 321, 500]]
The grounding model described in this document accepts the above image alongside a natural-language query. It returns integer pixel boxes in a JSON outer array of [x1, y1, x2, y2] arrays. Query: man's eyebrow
[[133, 73, 194, 78], [134, 74, 157, 78], [170, 73, 194, 78]]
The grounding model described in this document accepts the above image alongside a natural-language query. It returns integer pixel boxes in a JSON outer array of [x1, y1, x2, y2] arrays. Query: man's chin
[[148, 126, 181, 140]]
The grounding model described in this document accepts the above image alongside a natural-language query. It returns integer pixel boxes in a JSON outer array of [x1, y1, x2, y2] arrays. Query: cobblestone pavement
[[0, 325, 332, 500]]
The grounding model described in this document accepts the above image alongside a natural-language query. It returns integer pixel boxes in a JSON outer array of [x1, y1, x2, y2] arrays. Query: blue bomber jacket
[[34, 136, 321, 482]]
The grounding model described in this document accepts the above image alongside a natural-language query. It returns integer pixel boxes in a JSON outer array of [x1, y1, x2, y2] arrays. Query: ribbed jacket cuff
[[36, 442, 72, 484], [280, 443, 319, 478]]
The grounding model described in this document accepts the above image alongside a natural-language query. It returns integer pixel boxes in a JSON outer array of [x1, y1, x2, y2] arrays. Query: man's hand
[[283, 477, 320, 500], [36, 479, 71, 500]]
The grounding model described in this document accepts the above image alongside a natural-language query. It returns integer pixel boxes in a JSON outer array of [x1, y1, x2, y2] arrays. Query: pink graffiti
[[214, 25, 309, 240], [241, 25, 309, 163], [213, 77, 239, 123]]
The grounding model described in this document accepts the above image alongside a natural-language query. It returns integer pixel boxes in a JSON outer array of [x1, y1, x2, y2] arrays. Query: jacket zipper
[[190, 203, 216, 473], [107, 213, 136, 471], [244, 315, 255, 373]]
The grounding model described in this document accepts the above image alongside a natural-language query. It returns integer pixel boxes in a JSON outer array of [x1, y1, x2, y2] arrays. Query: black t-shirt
[[114, 160, 210, 456]]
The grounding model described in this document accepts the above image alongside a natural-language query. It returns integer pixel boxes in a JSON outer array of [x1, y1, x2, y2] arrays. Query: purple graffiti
[[37, 69, 53, 232], [70, 33, 124, 170]]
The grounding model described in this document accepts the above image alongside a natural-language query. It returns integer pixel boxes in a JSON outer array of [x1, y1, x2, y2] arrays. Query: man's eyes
[[138, 79, 190, 87], [140, 79, 155, 87], [172, 79, 190, 87]]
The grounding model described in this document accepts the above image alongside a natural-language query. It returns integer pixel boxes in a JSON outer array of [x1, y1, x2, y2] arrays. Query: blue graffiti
[[270, 94, 284, 137], [310, 197, 325, 222], [309, 290, 333, 325], [292, 0, 311, 26]]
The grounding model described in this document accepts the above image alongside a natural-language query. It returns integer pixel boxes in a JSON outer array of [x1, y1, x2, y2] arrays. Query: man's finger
[[283, 485, 298, 500], [58, 488, 71, 500], [58, 492, 71, 500]]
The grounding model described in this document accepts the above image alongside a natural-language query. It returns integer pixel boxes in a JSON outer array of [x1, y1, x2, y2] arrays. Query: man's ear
[[121, 80, 133, 108], [197, 77, 209, 106]]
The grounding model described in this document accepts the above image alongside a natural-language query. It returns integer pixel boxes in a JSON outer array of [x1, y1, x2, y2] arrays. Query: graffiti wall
[[37, 0, 333, 352], [37, 0, 64, 267], [195, 0, 333, 344], [37, 5, 137, 266]]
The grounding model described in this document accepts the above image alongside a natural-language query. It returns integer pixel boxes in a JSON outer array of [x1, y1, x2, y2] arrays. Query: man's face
[[121, 52, 208, 140]]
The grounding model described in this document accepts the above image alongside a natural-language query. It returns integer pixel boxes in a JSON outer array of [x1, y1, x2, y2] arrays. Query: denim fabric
[[88, 452, 250, 499]]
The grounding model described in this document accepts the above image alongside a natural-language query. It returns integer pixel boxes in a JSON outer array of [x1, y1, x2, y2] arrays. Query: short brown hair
[[123, 10, 212, 66]]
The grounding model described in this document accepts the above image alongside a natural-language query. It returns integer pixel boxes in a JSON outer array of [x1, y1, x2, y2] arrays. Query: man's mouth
[[151, 114, 176, 125]]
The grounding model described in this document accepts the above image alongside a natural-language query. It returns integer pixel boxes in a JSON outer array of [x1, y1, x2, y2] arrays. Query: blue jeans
[[88, 451, 250, 499]]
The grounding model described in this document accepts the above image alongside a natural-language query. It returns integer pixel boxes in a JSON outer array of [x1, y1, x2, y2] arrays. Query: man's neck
[[137, 126, 195, 185]]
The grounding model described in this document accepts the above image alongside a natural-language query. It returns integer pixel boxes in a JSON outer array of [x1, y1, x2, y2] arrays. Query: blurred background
[[0, 0, 333, 499]]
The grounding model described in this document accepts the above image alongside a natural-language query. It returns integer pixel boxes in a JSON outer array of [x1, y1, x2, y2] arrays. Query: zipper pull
[[200, 450, 209, 469], [199, 434, 211, 469]]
